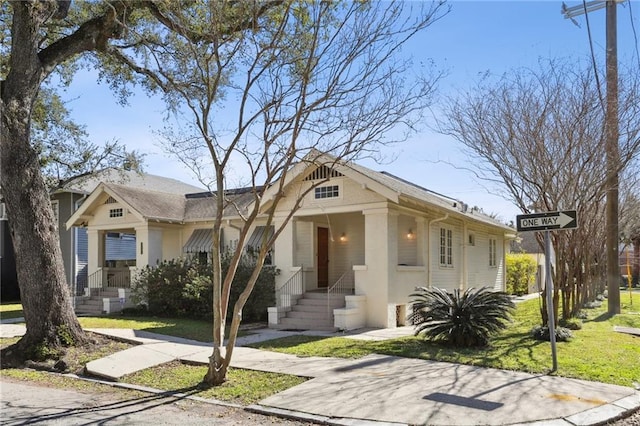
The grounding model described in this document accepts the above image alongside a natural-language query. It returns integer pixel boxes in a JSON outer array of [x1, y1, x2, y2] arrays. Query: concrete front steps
[[276, 291, 346, 331], [74, 288, 127, 316]]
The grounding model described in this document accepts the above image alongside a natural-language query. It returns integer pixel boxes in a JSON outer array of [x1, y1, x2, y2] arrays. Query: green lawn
[[250, 292, 640, 387], [0, 303, 24, 320], [123, 361, 306, 405], [78, 316, 216, 342]]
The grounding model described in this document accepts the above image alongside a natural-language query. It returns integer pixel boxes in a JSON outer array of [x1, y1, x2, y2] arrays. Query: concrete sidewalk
[[2, 323, 639, 425]]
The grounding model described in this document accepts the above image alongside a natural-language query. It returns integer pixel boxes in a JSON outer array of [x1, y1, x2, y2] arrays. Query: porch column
[[87, 229, 104, 274], [135, 226, 163, 268], [416, 217, 427, 267], [273, 215, 295, 289], [362, 208, 397, 328]]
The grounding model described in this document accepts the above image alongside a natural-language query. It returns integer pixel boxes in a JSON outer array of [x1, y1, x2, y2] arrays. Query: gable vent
[[304, 165, 343, 181], [104, 196, 117, 204]]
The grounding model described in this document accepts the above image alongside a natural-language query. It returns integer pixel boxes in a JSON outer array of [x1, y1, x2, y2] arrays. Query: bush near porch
[[506, 253, 537, 295], [131, 256, 276, 322]]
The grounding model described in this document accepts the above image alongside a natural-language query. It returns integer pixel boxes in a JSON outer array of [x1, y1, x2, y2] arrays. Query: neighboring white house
[[52, 169, 203, 313], [67, 154, 516, 329]]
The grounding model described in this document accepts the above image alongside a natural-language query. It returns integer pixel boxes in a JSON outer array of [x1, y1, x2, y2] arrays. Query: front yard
[[2, 291, 639, 400], [249, 292, 640, 387]]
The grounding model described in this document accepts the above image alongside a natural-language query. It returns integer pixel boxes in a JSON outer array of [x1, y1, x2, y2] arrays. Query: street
[[0, 379, 310, 425]]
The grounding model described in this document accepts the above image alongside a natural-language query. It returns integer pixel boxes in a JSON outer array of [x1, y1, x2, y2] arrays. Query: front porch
[[268, 209, 426, 331], [74, 266, 137, 315]]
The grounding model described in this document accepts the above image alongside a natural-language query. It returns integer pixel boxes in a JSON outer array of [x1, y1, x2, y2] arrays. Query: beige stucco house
[[67, 154, 516, 330]]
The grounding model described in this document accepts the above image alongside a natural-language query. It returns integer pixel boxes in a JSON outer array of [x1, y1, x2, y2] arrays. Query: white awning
[[183, 228, 223, 253]]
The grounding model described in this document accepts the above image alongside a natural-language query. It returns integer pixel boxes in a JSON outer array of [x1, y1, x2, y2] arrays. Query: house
[[51, 169, 203, 313], [67, 154, 516, 329], [0, 194, 20, 301]]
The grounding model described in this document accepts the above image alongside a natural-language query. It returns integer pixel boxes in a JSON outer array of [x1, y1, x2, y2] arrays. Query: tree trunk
[[204, 346, 228, 385], [1, 2, 86, 356]]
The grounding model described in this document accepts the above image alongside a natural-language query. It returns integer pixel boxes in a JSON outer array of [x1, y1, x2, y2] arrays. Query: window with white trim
[[489, 238, 497, 267], [439, 227, 453, 267], [109, 208, 124, 218], [314, 185, 339, 199]]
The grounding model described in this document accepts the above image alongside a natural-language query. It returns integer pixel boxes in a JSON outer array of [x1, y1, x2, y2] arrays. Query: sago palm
[[409, 286, 515, 347]]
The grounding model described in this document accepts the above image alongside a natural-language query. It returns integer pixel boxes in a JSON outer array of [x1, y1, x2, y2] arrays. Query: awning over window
[[183, 228, 223, 253], [246, 226, 274, 251]]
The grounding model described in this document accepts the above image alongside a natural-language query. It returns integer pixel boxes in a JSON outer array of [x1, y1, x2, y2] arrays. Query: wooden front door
[[317, 227, 329, 288]]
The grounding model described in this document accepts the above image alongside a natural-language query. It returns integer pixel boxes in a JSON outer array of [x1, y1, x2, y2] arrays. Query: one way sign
[[516, 210, 578, 232]]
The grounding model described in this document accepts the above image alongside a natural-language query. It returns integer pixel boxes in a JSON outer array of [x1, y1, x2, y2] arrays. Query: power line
[[628, 0, 640, 69], [583, 0, 607, 114]]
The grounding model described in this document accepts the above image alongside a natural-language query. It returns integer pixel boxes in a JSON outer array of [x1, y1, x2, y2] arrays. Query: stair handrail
[[84, 268, 104, 298], [276, 265, 304, 311], [327, 268, 354, 316]]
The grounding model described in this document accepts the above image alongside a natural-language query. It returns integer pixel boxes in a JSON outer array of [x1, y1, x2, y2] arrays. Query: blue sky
[[60, 1, 640, 223]]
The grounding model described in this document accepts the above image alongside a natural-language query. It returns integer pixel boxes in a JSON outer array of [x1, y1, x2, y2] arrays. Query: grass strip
[[123, 361, 306, 405]]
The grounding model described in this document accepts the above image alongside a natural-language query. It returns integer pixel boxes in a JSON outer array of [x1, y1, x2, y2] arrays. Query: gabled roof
[[54, 169, 204, 196], [66, 183, 259, 228], [67, 152, 514, 233], [262, 150, 514, 232]]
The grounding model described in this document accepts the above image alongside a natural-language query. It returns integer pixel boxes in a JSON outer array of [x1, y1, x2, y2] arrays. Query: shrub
[[408, 286, 515, 347], [584, 300, 603, 309], [530, 325, 573, 342], [506, 253, 537, 296], [559, 318, 582, 330], [132, 254, 277, 322]]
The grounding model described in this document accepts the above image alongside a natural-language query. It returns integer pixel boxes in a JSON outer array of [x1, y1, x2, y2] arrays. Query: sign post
[[516, 210, 578, 372]]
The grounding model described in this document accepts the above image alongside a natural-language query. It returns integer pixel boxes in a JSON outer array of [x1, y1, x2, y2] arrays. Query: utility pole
[[562, 0, 621, 315], [605, 0, 620, 315]]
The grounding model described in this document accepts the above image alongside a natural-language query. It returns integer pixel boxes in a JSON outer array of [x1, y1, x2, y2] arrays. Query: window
[[314, 185, 339, 199], [197, 251, 209, 264], [489, 238, 497, 267], [439, 227, 453, 267], [51, 200, 59, 225], [109, 208, 124, 218]]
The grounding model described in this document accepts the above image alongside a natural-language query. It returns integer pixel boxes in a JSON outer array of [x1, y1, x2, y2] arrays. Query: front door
[[317, 227, 329, 288]]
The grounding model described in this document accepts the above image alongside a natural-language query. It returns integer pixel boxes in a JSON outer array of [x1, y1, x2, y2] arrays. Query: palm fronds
[[408, 286, 515, 347]]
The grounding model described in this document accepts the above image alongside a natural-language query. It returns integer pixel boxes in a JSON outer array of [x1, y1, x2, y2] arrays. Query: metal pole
[[605, 0, 620, 315], [544, 230, 558, 372]]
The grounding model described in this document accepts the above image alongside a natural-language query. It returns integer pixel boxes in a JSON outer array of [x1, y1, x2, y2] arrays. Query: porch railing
[[327, 269, 354, 316], [83, 268, 104, 298], [78, 267, 136, 299], [276, 266, 304, 311], [107, 269, 133, 289]]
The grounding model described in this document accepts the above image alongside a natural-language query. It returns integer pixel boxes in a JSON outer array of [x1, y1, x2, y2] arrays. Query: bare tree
[[439, 58, 640, 322], [100, 1, 447, 385], [0, 0, 279, 363]]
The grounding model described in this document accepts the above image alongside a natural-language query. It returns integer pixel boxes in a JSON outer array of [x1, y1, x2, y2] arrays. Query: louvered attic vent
[[104, 196, 117, 204], [304, 165, 343, 181]]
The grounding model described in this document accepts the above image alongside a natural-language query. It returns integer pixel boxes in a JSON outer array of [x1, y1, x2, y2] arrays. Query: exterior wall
[[90, 197, 143, 231], [277, 176, 387, 213], [467, 231, 504, 291], [162, 228, 183, 261], [326, 212, 365, 284], [51, 192, 86, 289], [429, 220, 462, 292], [397, 214, 418, 266]]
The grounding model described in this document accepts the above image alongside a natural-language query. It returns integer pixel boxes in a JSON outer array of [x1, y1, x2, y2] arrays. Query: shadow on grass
[[586, 312, 613, 323]]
